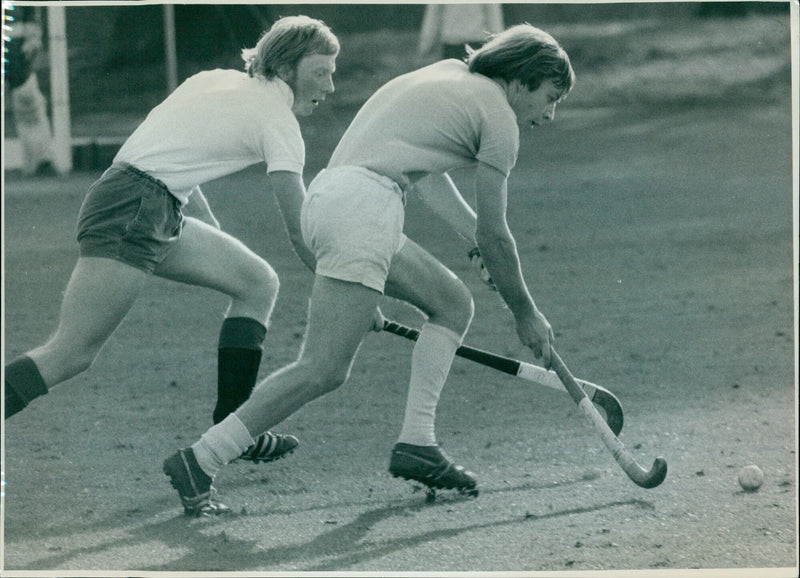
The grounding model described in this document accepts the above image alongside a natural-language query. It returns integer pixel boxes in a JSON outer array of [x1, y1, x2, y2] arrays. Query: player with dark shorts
[[4, 16, 339, 503]]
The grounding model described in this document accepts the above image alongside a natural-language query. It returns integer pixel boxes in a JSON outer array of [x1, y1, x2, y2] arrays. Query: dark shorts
[[77, 163, 184, 274]]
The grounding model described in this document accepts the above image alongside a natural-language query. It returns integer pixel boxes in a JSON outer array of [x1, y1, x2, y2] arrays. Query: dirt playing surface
[[2, 8, 798, 575], [2, 96, 795, 574]]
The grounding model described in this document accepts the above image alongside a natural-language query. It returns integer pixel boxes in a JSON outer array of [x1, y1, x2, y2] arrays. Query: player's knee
[[458, 285, 476, 323], [429, 278, 474, 332], [235, 259, 280, 304], [253, 260, 280, 295]]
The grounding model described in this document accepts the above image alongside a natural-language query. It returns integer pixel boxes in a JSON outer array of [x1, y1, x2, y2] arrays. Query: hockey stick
[[549, 348, 667, 489], [382, 320, 624, 436]]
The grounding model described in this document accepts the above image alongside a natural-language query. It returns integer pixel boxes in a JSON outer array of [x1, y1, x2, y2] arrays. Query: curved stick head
[[635, 457, 668, 489], [592, 389, 624, 436]]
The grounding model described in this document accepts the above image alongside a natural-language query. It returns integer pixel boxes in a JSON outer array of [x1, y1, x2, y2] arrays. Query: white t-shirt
[[328, 59, 519, 191], [114, 69, 304, 204]]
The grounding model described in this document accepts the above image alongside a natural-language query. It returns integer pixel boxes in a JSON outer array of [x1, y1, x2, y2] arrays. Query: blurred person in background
[[418, 3, 504, 62], [4, 17, 339, 497], [4, 5, 60, 176], [164, 23, 574, 516]]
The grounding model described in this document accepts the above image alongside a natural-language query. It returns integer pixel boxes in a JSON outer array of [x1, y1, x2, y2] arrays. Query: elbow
[[476, 229, 518, 267], [476, 227, 514, 253]]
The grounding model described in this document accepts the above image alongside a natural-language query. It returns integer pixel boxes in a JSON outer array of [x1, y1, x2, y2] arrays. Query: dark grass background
[[8, 3, 790, 148]]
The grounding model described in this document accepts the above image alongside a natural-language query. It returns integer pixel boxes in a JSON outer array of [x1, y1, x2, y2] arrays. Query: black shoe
[[238, 432, 299, 463], [163, 448, 230, 516], [389, 443, 478, 495]]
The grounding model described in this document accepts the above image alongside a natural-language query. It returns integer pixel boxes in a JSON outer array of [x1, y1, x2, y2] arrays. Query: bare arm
[[184, 186, 220, 229], [412, 172, 497, 290], [474, 162, 554, 366], [411, 172, 477, 245], [269, 171, 316, 273]]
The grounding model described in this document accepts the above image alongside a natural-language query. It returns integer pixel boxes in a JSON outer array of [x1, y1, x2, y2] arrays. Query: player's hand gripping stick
[[549, 347, 667, 489], [382, 320, 624, 436]]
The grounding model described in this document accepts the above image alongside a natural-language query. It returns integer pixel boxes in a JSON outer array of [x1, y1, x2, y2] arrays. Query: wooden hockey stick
[[382, 320, 624, 436]]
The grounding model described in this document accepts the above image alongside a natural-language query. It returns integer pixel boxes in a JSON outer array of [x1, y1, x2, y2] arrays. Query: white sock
[[397, 322, 462, 447], [191, 413, 255, 478]]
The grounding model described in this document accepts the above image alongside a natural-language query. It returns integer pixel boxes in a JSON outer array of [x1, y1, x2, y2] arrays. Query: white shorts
[[302, 166, 407, 293]]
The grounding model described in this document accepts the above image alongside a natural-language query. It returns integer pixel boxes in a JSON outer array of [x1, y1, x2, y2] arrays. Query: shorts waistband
[[319, 166, 405, 204], [112, 163, 171, 194]]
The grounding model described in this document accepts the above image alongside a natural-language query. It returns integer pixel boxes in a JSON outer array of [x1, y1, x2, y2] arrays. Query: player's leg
[[164, 274, 380, 515], [5, 257, 148, 418], [154, 217, 278, 323], [234, 275, 381, 434], [164, 166, 401, 513], [153, 217, 296, 461], [226, 163, 404, 430], [383, 238, 477, 492], [6, 164, 181, 419], [385, 237, 475, 446]]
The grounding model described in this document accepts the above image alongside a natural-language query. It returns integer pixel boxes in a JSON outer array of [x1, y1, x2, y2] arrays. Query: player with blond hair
[[164, 23, 575, 514], [5, 16, 339, 496]]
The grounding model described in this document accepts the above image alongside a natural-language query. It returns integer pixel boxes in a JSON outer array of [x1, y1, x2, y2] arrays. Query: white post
[[48, 5, 72, 173], [164, 4, 178, 94]]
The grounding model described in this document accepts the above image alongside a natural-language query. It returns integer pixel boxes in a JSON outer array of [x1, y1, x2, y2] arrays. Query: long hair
[[467, 24, 575, 96], [242, 15, 339, 79]]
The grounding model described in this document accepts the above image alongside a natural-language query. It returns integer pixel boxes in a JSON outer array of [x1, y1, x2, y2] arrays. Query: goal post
[[4, 4, 178, 173], [47, 5, 71, 173]]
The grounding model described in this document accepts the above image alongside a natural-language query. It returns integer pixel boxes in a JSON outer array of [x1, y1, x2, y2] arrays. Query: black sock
[[5, 385, 27, 419], [214, 348, 263, 423], [213, 317, 266, 424], [5, 356, 49, 419]]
